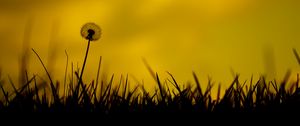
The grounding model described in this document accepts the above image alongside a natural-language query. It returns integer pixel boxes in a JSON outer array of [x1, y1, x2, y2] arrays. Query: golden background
[[0, 0, 299, 94]]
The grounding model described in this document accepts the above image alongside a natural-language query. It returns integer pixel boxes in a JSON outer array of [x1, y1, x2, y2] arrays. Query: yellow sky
[[0, 0, 299, 94]]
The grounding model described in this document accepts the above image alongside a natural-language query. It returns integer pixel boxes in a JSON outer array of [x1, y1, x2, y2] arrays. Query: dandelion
[[78, 22, 102, 85], [81, 22, 101, 41]]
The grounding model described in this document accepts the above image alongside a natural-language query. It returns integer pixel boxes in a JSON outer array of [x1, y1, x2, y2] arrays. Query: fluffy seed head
[[81, 22, 101, 41]]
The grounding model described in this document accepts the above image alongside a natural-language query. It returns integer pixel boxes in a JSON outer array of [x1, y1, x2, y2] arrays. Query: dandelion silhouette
[[81, 22, 101, 41], [79, 22, 101, 85]]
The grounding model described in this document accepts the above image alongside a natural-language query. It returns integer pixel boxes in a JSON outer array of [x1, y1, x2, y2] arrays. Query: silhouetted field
[[1, 62, 300, 114], [1, 25, 300, 114]]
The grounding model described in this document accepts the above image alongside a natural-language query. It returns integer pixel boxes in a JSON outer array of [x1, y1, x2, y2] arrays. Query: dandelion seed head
[[81, 22, 101, 41]]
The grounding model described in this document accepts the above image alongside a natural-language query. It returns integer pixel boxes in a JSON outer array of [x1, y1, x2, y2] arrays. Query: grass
[[0, 52, 300, 113], [0, 22, 299, 113], [0, 49, 300, 115], [0, 75, 299, 113]]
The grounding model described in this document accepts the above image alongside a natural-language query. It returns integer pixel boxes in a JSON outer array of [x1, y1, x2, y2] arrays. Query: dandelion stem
[[78, 39, 91, 85]]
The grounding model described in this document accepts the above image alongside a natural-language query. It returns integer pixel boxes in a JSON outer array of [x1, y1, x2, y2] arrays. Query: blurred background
[[0, 0, 299, 93]]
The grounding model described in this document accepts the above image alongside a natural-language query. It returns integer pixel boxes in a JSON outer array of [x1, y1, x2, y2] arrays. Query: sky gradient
[[0, 0, 299, 94]]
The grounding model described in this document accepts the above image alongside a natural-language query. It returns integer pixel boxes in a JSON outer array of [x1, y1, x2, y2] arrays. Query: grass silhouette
[[0, 57, 300, 113], [0, 23, 300, 114]]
